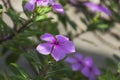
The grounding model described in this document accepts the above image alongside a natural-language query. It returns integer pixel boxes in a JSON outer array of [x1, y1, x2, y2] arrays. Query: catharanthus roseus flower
[[52, 3, 64, 14], [65, 53, 84, 71], [24, 0, 36, 11], [84, 2, 111, 15], [65, 53, 101, 80], [36, 33, 75, 61], [24, 0, 64, 14], [81, 57, 101, 80]]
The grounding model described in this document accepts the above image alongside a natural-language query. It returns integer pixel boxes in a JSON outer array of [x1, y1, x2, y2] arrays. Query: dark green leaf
[[99, 70, 117, 80], [24, 50, 42, 74], [105, 58, 117, 69], [9, 63, 30, 79], [6, 53, 20, 65]]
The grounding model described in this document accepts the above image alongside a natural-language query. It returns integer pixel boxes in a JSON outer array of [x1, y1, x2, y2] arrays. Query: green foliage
[[105, 58, 117, 69], [24, 50, 42, 74], [99, 70, 117, 80], [9, 63, 31, 80], [118, 63, 120, 74]]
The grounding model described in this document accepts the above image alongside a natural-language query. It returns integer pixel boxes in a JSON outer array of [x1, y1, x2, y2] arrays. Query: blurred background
[[0, 0, 120, 77]]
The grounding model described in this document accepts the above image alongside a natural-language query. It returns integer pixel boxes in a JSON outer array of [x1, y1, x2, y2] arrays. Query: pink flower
[[36, 33, 75, 61]]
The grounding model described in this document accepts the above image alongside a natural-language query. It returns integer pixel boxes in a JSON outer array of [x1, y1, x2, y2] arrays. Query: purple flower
[[36, 0, 49, 6], [24, 0, 64, 14], [36, 33, 75, 61], [65, 53, 84, 71], [65, 53, 101, 80], [24, 0, 49, 11], [84, 2, 111, 15], [24, 0, 36, 11], [49, 0, 55, 5], [52, 3, 64, 14], [81, 57, 101, 80]]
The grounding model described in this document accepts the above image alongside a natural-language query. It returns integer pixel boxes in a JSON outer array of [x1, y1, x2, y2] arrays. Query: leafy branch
[[0, 19, 32, 44]]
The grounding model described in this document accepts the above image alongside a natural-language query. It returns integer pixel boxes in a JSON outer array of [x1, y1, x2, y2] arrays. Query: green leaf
[[24, 50, 42, 74], [6, 53, 20, 65], [37, 7, 52, 14], [118, 63, 120, 74], [10, 75, 28, 80], [97, 23, 109, 29], [5, 9, 20, 24], [34, 15, 47, 22], [9, 63, 30, 79], [99, 70, 117, 80], [105, 58, 117, 69]]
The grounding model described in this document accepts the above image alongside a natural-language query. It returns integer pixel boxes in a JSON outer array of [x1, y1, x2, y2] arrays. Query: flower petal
[[40, 33, 55, 42], [72, 63, 81, 71], [89, 74, 96, 80], [24, 0, 36, 11], [37, 0, 49, 6], [99, 5, 111, 15], [49, 0, 55, 5], [92, 66, 101, 75], [36, 43, 53, 55], [81, 67, 90, 77], [74, 53, 83, 61], [84, 2, 101, 12], [60, 41, 75, 54], [56, 35, 69, 43], [51, 46, 66, 61], [84, 57, 93, 67], [84, 2, 111, 15], [65, 57, 77, 63], [52, 3, 64, 14]]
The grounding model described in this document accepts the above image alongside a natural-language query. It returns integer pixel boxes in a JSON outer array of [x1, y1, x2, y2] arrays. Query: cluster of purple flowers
[[65, 53, 101, 80], [36, 33, 101, 80], [24, 0, 64, 14], [23, 0, 110, 79]]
